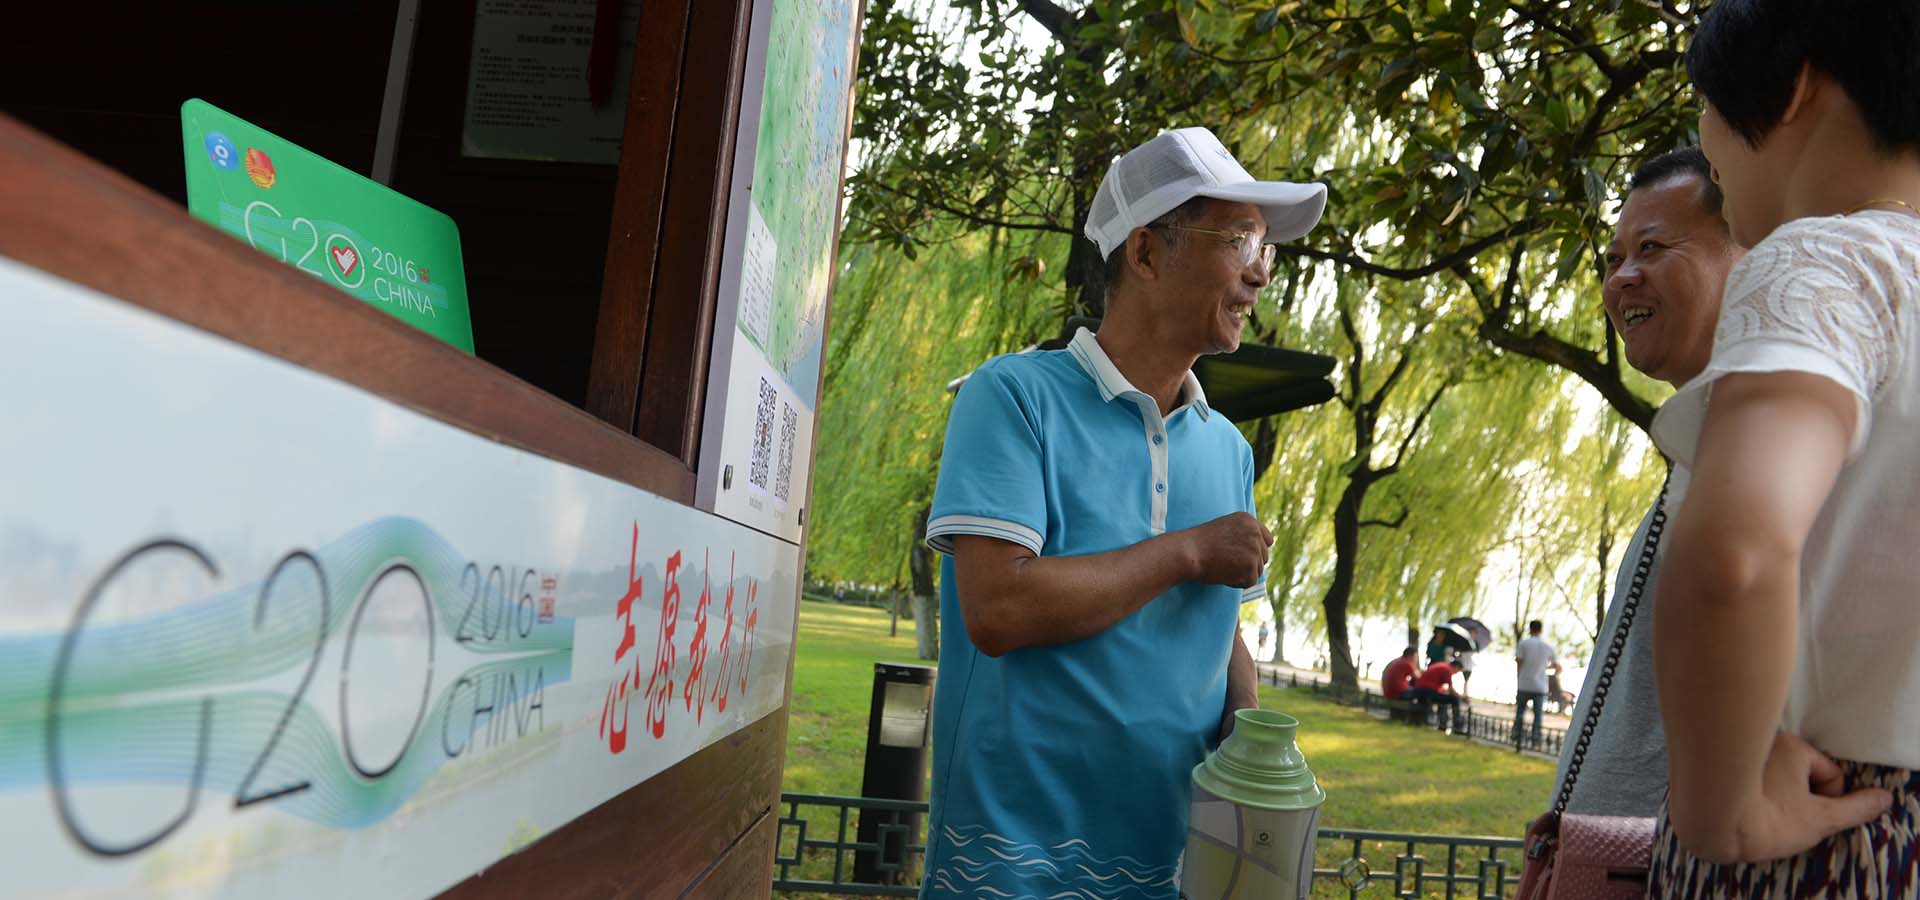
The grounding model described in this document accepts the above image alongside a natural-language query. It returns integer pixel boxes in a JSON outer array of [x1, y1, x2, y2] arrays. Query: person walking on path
[[1513, 620, 1557, 749], [918, 127, 1326, 900]]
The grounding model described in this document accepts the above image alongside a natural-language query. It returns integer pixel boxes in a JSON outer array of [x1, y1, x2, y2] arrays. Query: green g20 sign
[[181, 99, 474, 352]]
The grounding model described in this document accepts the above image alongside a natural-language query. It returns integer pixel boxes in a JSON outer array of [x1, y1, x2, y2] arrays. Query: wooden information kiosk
[[0, 0, 863, 896]]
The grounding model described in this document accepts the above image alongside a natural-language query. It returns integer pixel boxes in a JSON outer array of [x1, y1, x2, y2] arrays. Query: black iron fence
[[1268, 668, 1568, 759], [772, 794, 1528, 898]]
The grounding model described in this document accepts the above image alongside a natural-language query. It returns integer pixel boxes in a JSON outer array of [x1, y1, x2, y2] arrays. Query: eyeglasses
[[1151, 223, 1278, 269]]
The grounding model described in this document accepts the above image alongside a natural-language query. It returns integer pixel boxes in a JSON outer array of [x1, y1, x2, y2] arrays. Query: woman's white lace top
[[1653, 210, 1920, 769]]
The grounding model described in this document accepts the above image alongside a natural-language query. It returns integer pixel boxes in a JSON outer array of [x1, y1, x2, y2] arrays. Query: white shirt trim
[[925, 515, 1044, 556], [1065, 327, 1210, 419], [1065, 328, 1212, 534]]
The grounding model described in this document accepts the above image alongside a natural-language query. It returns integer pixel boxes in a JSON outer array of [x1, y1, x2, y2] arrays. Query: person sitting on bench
[[1381, 645, 1418, 721], [1403, 659, 1463, 733]]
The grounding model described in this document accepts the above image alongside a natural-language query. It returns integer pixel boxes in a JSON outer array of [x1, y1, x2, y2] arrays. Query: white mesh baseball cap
[[1085, 127, 1327, 258]]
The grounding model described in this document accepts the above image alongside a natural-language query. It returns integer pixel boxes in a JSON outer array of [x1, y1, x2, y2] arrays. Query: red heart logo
[[330, 245, 358, 277]]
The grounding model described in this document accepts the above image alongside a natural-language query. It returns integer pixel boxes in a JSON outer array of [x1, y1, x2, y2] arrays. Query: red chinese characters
[[598, 525, 645, 754], [599, 532, 764, 754], [643, 551, 683, 740], [682, 551, 713, 725], [538, 575, 558, 623], [707, 554, 737, 714], [738, 578, 759, 696]]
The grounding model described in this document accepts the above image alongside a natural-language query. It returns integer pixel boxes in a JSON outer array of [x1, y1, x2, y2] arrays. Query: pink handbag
[[1516, 812, 1654, 899], [1515, 485, 1666, 900]]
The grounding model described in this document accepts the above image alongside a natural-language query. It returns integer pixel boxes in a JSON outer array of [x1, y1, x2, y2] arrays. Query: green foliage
[[850, 0, 1698, 425], [816, 0, 1698, 664], [807, 230, 1065, 586]]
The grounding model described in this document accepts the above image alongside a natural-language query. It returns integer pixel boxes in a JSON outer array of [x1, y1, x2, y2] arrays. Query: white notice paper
[[738, 203, 778, 349], [461, 0, 642, 163]]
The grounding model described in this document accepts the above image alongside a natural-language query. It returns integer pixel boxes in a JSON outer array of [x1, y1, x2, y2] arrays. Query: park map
[[737, 0, 858, 409]]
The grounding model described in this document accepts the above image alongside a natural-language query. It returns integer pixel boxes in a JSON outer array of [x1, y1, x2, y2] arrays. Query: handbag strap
[[1551, 475, 1669, 816]]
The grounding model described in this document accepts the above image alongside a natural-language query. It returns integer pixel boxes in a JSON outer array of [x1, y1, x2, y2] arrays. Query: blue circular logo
[[204, 132, 238, 171]]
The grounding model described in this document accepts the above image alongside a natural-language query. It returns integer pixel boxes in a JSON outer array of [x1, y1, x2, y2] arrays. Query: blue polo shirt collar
[[1066, 327, 1210, 420]]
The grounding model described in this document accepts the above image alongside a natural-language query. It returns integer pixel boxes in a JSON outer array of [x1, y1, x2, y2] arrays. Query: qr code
[[774, 402, 798, 502], [750, 377, 775, 491]]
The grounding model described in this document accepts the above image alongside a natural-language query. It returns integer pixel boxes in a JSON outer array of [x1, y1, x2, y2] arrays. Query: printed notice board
[[461, 0, 642, 163], [0, 257, 795, 898], [697, 0, 863, 542], [181, 99, 475, 352]]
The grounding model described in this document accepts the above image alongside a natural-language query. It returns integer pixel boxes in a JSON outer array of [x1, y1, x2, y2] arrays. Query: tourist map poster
[[698, 0, 863, 542], [0, 257, 796, 898]]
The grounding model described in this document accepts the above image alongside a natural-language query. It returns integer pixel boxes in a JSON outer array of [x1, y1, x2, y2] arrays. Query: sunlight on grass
[[785, 600, 1554, 838]]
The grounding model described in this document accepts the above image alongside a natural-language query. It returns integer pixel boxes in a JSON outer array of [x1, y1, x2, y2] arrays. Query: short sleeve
[[1653, 218, 1902, 466], [925, 361, 1048, 556], [1239, 442, 1266, 605]]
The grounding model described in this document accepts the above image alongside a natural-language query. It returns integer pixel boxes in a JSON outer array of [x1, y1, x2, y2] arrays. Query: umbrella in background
[[1434, 622, 1476, 653], [1448, 616, 1493, 652]]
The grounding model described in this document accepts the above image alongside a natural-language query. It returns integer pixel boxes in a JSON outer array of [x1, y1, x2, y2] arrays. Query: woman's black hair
[[1687, 0, 1920, 153]]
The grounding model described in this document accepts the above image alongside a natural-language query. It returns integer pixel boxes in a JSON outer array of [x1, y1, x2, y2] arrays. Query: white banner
[[0, 257, 798, 899]]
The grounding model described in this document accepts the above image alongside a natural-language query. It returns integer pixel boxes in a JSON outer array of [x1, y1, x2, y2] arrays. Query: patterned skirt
[[1647, 759, 1920, 899]]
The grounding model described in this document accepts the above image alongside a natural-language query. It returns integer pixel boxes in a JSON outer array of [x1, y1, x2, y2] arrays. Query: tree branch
[[1360, 506, 1411, 530], [1496, 240, 1528, 315], [1476, 317, 1655, 431], [1369, 339, 1420, 411], [1272, 220, 1543, 281], [1511, 2, 1618, 79], [1573, 49, 1680, 154], [860, 178, 1073, 236], [1386, 377, 1452, 473], [1016, 0, 1075, 44], [1338, 299, 1365, 411]]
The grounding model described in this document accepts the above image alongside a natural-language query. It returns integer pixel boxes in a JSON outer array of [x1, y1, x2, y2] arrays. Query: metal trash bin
[[853, 661, 934, 885]]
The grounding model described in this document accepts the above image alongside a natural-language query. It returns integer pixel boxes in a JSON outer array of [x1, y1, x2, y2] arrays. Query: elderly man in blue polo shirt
[[919, 127, 1327, 899]]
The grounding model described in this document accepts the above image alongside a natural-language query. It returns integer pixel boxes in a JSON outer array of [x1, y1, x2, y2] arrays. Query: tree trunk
[[1267, 598, 1289, 665], [1594, 526, 1613, 639], [1250, 416, 1280, 484], [1321, 476, 1369, 690], [1065, 194, 1106, 319], [913, 594, 939, 661], [910, 505, 939, 661]]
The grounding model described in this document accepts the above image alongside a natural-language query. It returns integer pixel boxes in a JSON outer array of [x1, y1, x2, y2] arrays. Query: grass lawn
[[783, 599, 1552, 834], [779, 600, 1554, 897], [782, 600, 926, 795]]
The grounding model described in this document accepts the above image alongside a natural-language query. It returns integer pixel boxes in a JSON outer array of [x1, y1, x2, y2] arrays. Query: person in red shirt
[[1403, 659, 1462, 732], [1381, 647, 1418, 701]]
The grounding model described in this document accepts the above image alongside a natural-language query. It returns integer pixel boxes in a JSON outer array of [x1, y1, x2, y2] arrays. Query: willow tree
[[828, 0, 1698, 673], [806, 230, 1065, 593], [852, 0, 1702, 430]]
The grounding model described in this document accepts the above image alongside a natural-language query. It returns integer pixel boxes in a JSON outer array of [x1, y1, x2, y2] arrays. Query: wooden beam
[[0, 112, 695, 504]]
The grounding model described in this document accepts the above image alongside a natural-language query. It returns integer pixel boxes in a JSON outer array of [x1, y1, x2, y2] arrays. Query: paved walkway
[[1256, 660, 1574, 764]]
